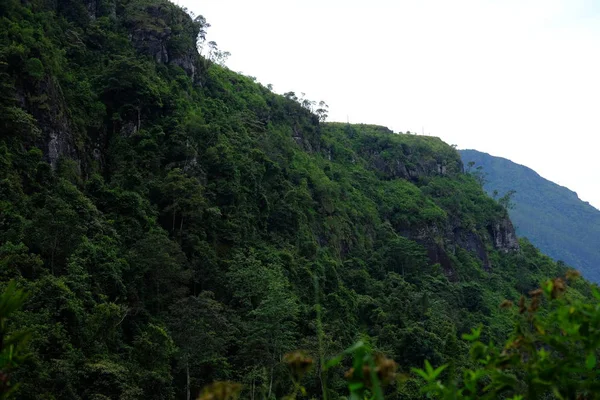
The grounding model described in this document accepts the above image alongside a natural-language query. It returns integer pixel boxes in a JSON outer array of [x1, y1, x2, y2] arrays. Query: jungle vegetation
[[0, 0, 597, 398]]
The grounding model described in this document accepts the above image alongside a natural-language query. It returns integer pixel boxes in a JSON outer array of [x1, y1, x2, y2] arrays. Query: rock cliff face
[[124, 1, 201, 81], [18, 0, 203, 170], [17, 75, 79, 169], [82, 0, 201, 82], [369, 155, 455, 181], [341, 125, 464, 182], [84, 0, 117, 20], [414, 217, 519, 275], [453, 227, 491, 269], [490, 217, 520, 253], [292, 120, 321, 153], [320, 124, 519, 275], [405, 222, 516, 276], [450, 218, 520, 270]]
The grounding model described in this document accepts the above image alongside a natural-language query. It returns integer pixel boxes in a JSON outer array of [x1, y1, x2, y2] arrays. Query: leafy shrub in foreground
[[414, 270, 600, 399]]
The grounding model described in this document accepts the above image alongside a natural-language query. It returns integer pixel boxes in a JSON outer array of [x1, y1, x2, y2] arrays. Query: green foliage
[[0, 281, 29, 399], [324, 341, 392, 400], [24, 58, 43, 79], [0, 0, 594, 398], [414, 272, 600, 399]]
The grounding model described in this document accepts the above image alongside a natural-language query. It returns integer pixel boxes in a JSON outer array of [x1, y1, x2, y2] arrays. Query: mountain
[[0, 0, 590, 398], [460, 149, 600, 282]]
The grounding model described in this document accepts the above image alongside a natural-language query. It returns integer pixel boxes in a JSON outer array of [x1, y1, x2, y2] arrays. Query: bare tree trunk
[[251, 377, 255, 400], [186, 362, 191, 400], [156, 281, 160, 313], [51, 233, 58, 275], [267, 365, 274, 399]]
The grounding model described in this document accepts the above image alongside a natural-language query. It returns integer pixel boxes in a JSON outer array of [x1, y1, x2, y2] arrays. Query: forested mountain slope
[[0, 0, 590, 398], [460, 149, 600, 283]]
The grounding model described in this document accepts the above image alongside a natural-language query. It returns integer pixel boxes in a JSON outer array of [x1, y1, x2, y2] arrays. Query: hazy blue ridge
[[460, 149, 600, 282]]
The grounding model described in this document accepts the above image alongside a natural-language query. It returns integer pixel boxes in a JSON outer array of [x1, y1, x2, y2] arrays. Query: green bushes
[[414, 272, 600, 399]]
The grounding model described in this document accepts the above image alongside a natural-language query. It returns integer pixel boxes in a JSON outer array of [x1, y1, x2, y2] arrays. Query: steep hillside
[[460, 149, 600, 283], [0, 0, 589, 398]]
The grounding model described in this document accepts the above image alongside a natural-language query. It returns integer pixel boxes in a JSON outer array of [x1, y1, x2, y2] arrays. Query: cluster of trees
[[283, 92, 329, 122], [465, 161, 516, 210], [0, 0, 595, 399], [192, 12, 230, 65]]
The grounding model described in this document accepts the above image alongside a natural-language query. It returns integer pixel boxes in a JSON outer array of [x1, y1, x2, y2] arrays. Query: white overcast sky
[[174, 0, 600, 209]]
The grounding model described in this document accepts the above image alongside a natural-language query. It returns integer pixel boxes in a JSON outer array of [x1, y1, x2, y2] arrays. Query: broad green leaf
[[343, 341, 365, 354], [324, 354, 343, 369], [411, 367, 431, 381], [462, 326, 482, 342], [586, 352, 597, 370], [430, 364, 448, 380], [425, 360, 434, 375]]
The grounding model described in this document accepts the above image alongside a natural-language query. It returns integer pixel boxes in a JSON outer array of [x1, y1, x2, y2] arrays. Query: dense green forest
[[460, 149, 600, 283], [0, 0, 596, 398]]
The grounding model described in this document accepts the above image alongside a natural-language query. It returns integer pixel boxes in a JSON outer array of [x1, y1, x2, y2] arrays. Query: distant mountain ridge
[[460, 149, 600, 282]]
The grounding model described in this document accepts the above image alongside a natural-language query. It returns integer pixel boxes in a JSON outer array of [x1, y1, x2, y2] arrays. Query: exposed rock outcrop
[[292, 123, 321, 153], [416, 219, 519, 275], [125, 2, 201, 81], [340, 126, 464, 181], [84, 0, 116, 20], [426, 243, 456, 279], [389, 215, 515, 278], [453, 227, 491, 269], [20, 77, 79, 169], [397, 206, 519, 274], [490, 217, 520, 253], [370, 155, 454, 181]]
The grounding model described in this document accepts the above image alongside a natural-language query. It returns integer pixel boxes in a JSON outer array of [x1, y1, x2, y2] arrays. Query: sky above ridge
[[174, 0, 600, 209]]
